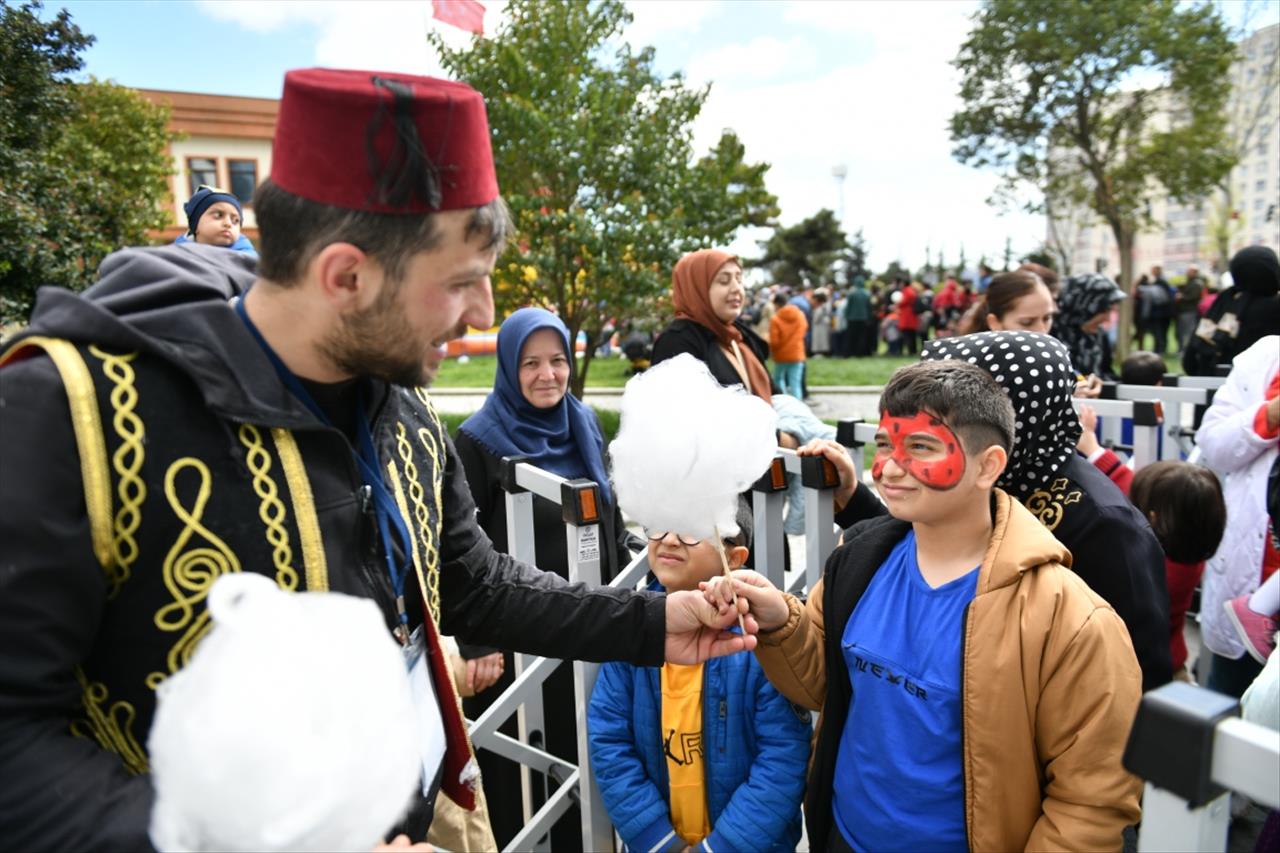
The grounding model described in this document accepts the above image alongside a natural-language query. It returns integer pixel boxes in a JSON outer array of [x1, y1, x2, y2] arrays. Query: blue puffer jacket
[[588, 587, 810, 853]]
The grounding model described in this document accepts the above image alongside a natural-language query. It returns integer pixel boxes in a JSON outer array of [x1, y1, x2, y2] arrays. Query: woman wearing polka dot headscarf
[[831, 332, 1172, 691]]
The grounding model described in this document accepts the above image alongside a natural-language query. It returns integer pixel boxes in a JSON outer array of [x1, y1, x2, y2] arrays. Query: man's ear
[[974, 444, 1007, 489], [728, 545, 749, 569], [310, 243, 369, 310]]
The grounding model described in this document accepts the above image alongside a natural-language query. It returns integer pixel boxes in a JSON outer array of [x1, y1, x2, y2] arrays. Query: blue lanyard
[[234, 297, 415, 639]]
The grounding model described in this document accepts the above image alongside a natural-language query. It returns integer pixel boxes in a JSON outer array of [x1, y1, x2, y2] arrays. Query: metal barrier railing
[[1105, 382, 1214, 461], [467, 455, 629, 852], [1072, 397, 1163, 470], [1125, 682, 1280, 852]]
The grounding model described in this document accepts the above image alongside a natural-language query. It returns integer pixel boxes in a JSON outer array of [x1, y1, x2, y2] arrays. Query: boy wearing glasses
[[587, 502, 810, 853]]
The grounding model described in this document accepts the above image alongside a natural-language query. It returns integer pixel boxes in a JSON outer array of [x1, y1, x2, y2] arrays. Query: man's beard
[[319, 285, 427, 388]]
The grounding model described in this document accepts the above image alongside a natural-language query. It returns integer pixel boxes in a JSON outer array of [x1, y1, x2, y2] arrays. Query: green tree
[[951, 0, 1236, 358], [1, 2, 174, 324], [755, 208, 847, 287], [430, 0, 777, 395], [843, 227, 871, 284]]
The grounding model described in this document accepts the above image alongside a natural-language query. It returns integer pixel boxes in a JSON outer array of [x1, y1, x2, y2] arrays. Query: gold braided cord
[[394, 421, 440, 625], [387, 458, 432, 625], [1, 337, 114, 571], [88, 346, 146, 598], [416, 419, 446, 586], [148, 458, 240, 689], [237, 424, 299, 592], [270, 428, 329, 592], [70, 667, 148, 775]]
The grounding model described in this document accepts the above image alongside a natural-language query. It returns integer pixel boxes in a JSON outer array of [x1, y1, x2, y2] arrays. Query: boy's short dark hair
[[253, 178, 512, 286], [1121, 351, 1166, 386], [772, 292, 789, 308], [1129, 462, 1225, 564], [880, 360, 1016, 455]]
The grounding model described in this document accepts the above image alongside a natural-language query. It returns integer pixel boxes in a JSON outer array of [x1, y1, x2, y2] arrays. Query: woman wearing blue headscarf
[[454, 307, 636, 851]]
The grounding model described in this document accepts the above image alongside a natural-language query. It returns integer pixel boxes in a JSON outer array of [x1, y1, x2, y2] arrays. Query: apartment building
[[1049, 23, 1280, 278]]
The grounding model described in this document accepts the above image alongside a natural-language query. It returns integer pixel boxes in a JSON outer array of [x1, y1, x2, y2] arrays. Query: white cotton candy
[[610, 353, 778, 540], [148, 573, 421, 853]]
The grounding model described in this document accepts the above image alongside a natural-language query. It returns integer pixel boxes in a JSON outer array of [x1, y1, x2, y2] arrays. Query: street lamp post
[[832, 164, 847, 223]]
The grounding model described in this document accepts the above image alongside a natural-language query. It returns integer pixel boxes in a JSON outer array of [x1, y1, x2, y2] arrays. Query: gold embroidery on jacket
[[148, 458, 240, 689], [1023, 477, 1083, 532], [88, 345, 146, 598], [271, 428, 328, 592], [70, 667, 148, 775], [395, 421, 441, 625], [237, 424, 299, 592], [387, 459, 432, 624], [1, 337, 114, 570]]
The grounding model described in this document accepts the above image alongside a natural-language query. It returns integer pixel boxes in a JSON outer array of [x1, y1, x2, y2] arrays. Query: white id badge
[[404, 625, 447, 796]]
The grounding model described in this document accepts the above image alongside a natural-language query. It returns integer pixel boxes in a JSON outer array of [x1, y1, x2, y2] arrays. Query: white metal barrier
[[1125, 682, 1280, 852], [468, 455, 624, 852], [1106, 382, 1214, 461], [1071, 396, 1163, 470]]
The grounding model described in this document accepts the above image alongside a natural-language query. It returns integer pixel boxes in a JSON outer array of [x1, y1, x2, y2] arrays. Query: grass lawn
[[434, 353, 920, 388], [434, 350, 1186, 389]]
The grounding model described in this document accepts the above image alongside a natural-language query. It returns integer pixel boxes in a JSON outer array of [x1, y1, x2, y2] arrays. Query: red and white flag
[[432, 0, 485, 35]]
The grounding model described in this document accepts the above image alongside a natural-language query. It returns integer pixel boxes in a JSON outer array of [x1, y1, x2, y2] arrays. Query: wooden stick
[[712, 524, 748, 636]]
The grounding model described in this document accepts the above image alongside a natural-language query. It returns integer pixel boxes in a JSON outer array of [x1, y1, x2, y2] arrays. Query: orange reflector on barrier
[[578, 488, 599, 523]]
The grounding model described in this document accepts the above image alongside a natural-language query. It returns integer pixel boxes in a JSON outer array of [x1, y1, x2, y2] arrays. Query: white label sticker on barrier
[[577, 525, 600, 563]]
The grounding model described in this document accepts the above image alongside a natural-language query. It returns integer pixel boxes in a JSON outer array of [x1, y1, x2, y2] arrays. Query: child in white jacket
[[1196, 334, 1280, 696]]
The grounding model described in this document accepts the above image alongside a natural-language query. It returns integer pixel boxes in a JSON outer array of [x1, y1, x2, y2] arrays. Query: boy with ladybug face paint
[[704, 360, 1144, 851]]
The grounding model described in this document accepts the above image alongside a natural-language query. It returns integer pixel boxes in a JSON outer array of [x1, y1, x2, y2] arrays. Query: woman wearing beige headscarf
[[651, 249, 776, 401]]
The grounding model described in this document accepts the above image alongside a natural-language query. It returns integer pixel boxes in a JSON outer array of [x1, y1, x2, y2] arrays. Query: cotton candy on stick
[[610, 354, 779, 631]]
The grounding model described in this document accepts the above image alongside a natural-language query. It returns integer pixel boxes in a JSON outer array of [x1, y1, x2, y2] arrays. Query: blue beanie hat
[[184, 186, 243, 236]]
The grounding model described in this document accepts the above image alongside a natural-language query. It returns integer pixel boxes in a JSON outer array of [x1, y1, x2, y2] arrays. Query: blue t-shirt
[[833, 530, 979, 852]]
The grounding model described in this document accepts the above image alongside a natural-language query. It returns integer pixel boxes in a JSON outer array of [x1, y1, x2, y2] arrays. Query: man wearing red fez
[[0, 68, 757, 849]]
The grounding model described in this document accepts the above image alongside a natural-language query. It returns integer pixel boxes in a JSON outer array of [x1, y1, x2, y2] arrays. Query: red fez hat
[[270, 68, 499, 214]]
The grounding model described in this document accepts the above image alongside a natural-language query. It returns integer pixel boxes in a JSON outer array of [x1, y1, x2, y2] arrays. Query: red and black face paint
[[872, 411, 966, 490]]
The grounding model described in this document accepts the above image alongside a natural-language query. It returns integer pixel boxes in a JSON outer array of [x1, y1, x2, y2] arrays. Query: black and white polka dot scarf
[[921, 331, 1082, 499]]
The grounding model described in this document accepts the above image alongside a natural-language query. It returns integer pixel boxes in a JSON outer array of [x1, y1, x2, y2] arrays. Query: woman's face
[[518, 328, 570, 409], [707, 261, 745, 324], [988, 284, 1057, 334]]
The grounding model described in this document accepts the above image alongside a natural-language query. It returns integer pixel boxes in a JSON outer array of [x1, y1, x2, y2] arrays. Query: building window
[[1259, 144, 1268, 156], [1256, 198, 1265, 210], [187, 157, 217, 195], [1257, 180, 1267, 192], [228, 160, 258, 206]]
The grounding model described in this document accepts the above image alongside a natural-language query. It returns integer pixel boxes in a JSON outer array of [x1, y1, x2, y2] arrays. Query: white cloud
[[194, 0, 503, 78], [624, 0, 725, 47], [685, 36, 817, 86], [693, 30, 1043, 272]]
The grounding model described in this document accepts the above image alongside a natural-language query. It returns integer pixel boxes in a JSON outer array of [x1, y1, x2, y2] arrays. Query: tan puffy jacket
[[755, 489, 1144, 852]]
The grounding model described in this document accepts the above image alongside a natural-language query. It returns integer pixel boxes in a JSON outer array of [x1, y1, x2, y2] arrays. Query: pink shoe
[[1223, 595, 1279, 665]]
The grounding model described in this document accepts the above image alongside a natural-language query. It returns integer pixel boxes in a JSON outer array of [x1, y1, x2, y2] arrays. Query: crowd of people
[[0, 63, 1278, 853]]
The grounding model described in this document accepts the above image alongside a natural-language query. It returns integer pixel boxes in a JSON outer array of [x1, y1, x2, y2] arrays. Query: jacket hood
[[5, 243, 317, 428], [978, 489, 1071, 593]]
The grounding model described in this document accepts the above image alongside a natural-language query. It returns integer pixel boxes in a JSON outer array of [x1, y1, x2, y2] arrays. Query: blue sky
[[57, 0, 1279, 275]]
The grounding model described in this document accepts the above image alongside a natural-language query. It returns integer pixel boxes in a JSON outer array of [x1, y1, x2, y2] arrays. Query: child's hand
[[701, 569, 790, 633], [1076, 405, 1101, 456], [796, 438, 856, 511], [1074, 374, 1102, 398]]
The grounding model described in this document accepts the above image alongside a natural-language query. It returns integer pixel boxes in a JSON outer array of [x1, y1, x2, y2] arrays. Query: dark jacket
[[651, 318, 777, 394], [0, 243, 666, 850], [836, 454, 1172, 691]]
